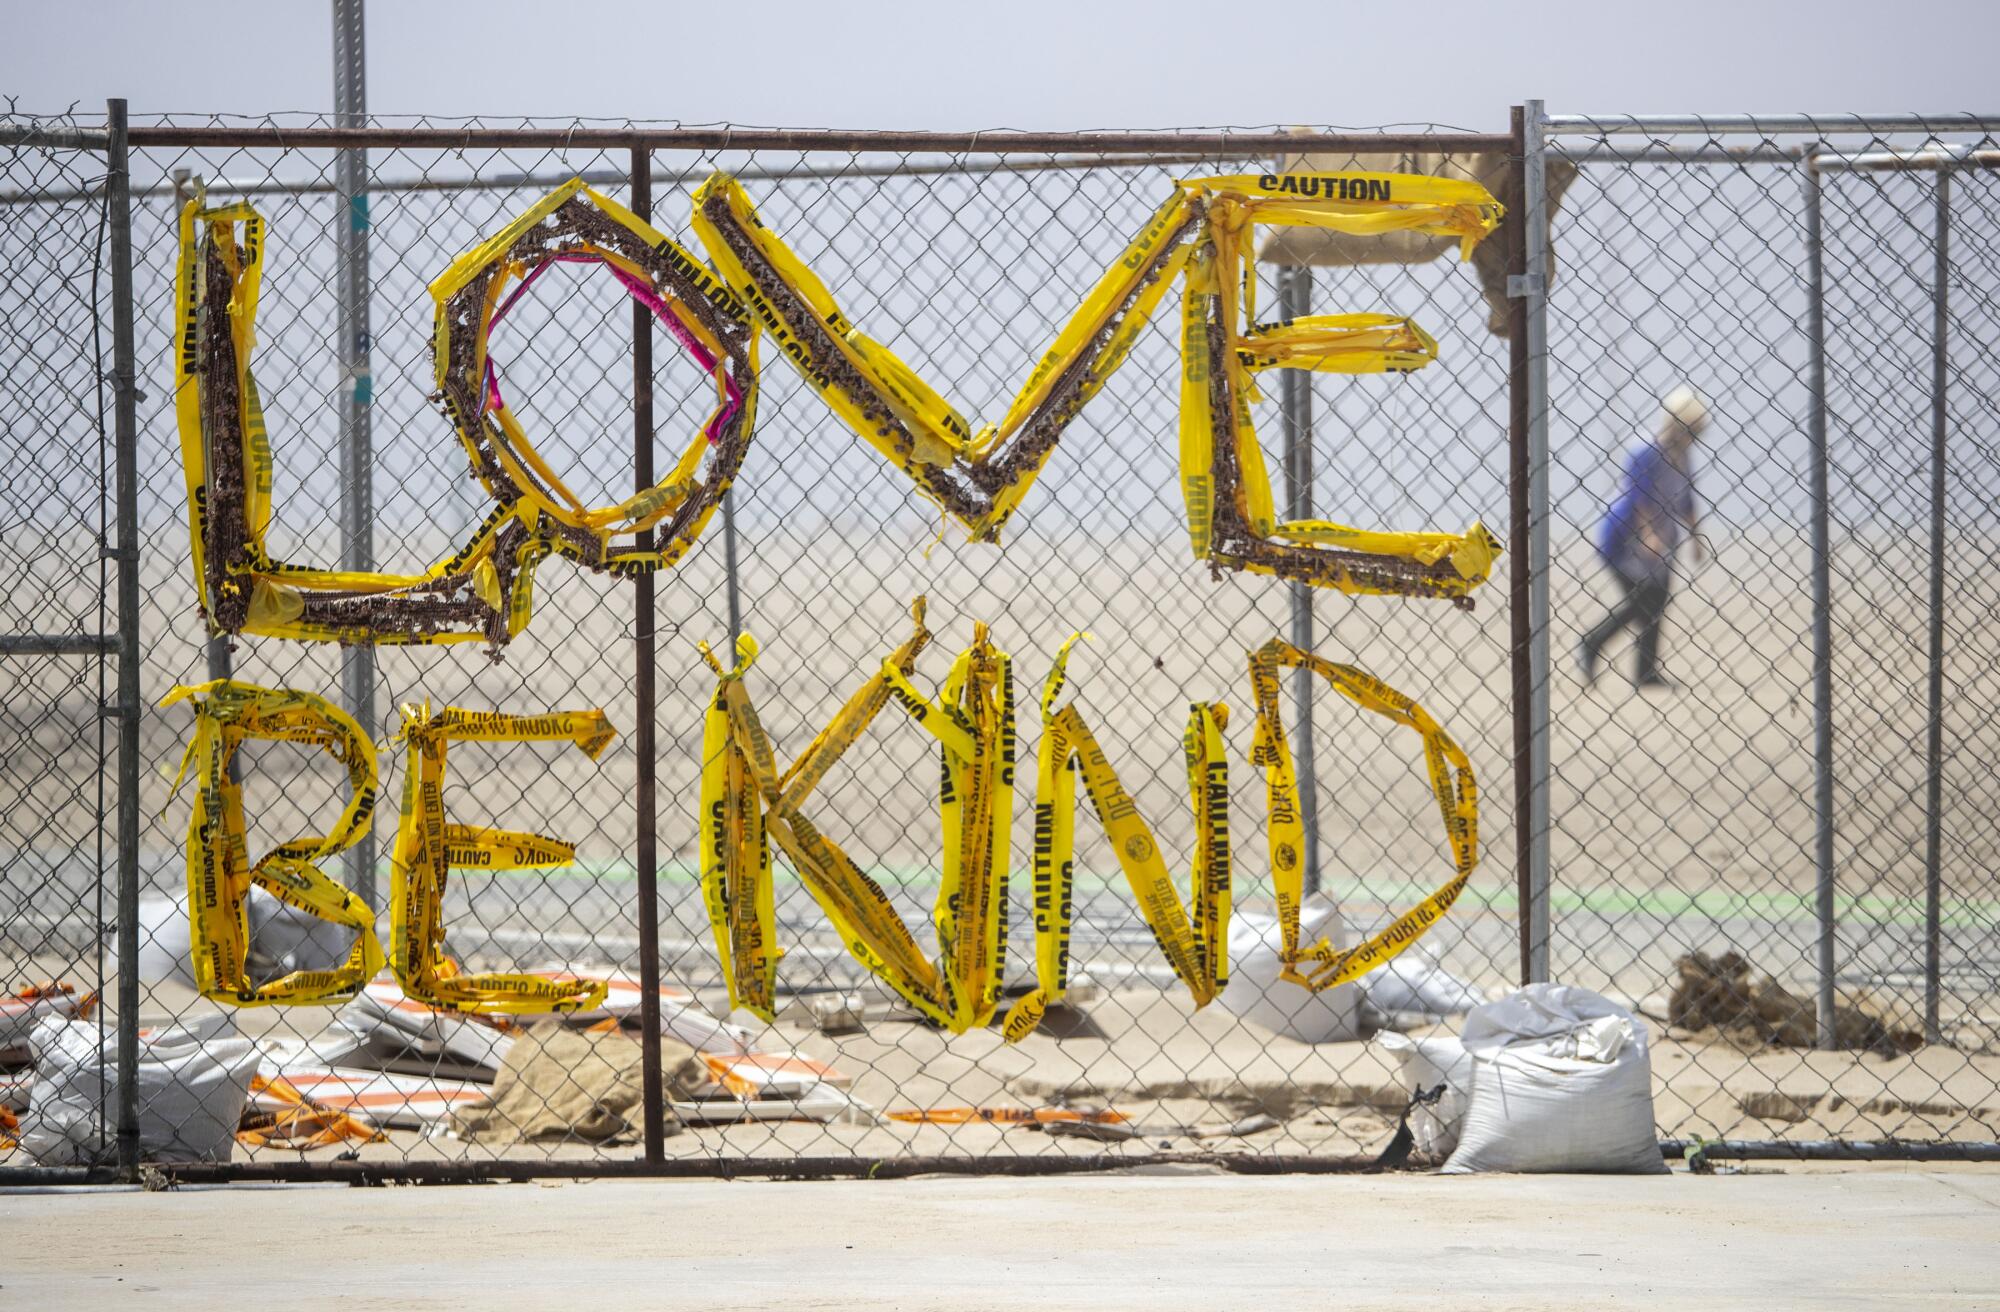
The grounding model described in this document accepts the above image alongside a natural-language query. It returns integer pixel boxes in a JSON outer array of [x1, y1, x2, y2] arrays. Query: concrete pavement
[[4, 1165, 1997, 1310]]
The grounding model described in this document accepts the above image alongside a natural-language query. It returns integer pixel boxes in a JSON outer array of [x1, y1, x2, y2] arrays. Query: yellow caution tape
[[174, 170, 1500, 653], [173, 180, 758, 648], [388, 704, 616, 1014], [1235, 312, 1438, 375], [1002, 634, 1232, 1041], [697, 634, 783, 1019], [690, 624, 1478, 1026], [695, 599, 1016, 1032], [694, 169, 1503, 599], [430, 178, 760, 589], [1179, 199, 1503, 601], [693, 176, 1196, 541], [711, 610, 942, 1023], [1245, 639, 1479, 991], [882, 618, 1015, 1031], [161, 680, 385, 1006], [173, 200, 519, 645]]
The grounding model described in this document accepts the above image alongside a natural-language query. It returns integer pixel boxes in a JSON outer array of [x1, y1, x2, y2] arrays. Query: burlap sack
[[451, 1026, 708, 1144]]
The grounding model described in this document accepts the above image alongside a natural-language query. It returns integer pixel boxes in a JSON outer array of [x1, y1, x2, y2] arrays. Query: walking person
[[1579, 386, 1708, 690]]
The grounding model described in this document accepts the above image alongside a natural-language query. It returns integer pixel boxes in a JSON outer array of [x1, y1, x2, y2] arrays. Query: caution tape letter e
[[388, 704, 617, 1014]]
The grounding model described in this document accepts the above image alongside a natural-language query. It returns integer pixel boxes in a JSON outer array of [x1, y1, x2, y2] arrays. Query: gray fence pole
[[1523, 101, 1553, 982], [105, 97, 144, 1179], [1278, 263, 1320, 897], [722, 489, 743, 648], [1923, 169, 1950, 1045], [1507, 106, 1533, 984], [333, 0, 376, 907], [1803, 158, 1839, 1051], [170, 169, 233, 686], [630, 148, 668, 1166]]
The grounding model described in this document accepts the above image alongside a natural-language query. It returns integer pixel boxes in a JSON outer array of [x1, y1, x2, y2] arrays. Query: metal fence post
[[332, 0, 377, 907], [630, 147, 667, 1164], [1278, 262, 1320, 898], [105, 97, 144, 1179], [722, 489, 743, 648], [1522, 101, 1553, 983], [1803, 156, 1839, 1051], [1923, 168, 1950, 1045], [1507, 106, 1533, 986]]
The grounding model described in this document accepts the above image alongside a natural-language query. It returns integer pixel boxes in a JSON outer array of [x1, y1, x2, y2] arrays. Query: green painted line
[[461, 859, 1997, 930]]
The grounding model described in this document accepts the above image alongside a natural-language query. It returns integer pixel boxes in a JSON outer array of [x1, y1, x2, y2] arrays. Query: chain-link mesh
[[0, 115, 118, 1165], [101, 115, 1516, 1171], [1547, 122, 2000, 1148], [5, 109, 1997, 1179]]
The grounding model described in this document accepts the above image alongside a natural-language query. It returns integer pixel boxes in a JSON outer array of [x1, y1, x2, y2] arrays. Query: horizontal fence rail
[[119, 126, 1515, 153]]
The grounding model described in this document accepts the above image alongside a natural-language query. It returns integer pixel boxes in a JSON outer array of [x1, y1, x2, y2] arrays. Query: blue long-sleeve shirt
[[1599, 442, 1695, 583]]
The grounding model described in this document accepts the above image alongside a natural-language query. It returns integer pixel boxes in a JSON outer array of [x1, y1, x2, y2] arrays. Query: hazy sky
[[7, 0, 1997, 129]]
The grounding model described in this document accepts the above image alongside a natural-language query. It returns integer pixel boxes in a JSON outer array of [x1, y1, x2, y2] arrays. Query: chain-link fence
[[0, 112, 126, 1172], [2, 106, 1996, 1183], [1544, 115, 2000, 1153]]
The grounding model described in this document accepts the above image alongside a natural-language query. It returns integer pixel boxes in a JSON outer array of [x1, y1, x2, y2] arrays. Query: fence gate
[[4, 110, 1534, 1182]]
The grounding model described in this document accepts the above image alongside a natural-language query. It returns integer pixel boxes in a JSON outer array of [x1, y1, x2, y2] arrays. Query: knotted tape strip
[[1002, 633, 1231, 1041], [162, 680, 384, 1006], [1245, 638, 1479, 991], [388, 703, 616, 1014]]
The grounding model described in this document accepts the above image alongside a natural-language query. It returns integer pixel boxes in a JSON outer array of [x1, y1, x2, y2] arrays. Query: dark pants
[[1582, 565, 1671, 680]]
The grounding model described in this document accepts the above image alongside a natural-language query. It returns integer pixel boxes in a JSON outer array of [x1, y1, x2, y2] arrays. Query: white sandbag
[[20, 1013, 260, 1166], [330, 977, 514, 1077], [125, 890, 352, 991], [1377, 1031, 1473, 1158], [1216, 898, 1361, 1043], [1442, 983, 1667, 1174], [247, 887, 361, 980], [135, 895, 196, 987], [1358, 947, 1486, 1018], [1, 984, 89, 1065]]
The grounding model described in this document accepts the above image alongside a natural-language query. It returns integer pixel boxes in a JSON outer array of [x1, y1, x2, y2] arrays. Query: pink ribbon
[[483, 252, 743, 446]]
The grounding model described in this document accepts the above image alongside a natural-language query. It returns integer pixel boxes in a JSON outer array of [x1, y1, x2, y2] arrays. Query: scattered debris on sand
[[1668, 951, 1921, 1053]]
